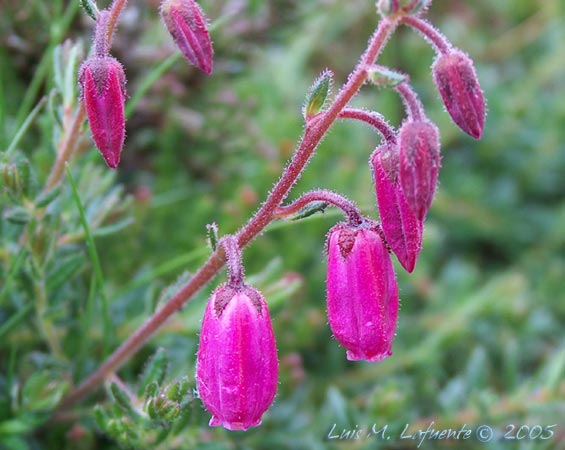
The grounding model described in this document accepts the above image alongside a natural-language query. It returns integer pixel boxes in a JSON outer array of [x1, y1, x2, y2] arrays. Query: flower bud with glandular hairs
[[160, 0, 214, 75], [371, 144, 423, 273], [326, 222, 398, 362], [432, 49, 485, 139], [196, 284, 278, 431], [79, 56, 126, 169], [398, 120, 440, 221]]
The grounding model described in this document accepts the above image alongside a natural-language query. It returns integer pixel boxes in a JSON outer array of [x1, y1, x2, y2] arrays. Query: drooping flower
[[326, 222, 399, 362], [397, 119, 440, 221], [79, 56, 126, 168], [196, 284, 278, 431], [371, 143, 423, 273], [160, 0, 214, 74], [432, 49, 485, 139]]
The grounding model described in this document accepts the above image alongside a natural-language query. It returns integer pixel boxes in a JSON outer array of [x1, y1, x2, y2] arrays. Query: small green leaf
[[3, 207, 31, 224], [303, 69, 333, 120], [137, 348, 168, 397], [109, 382, 136, 417], [80, 0, 99, 20], [144, 381, 159, 399], [366, 65, 407, 88], [206, 222, 219, 251], [291, 201, 329, 221], [35, 185, 61, 208]]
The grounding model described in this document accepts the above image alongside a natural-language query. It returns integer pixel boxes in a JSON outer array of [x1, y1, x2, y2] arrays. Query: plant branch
[[275, 190, 364, 226], [339, 108, 396, 143], [56, 14, 402, 411], [401, 15, 451, 54]]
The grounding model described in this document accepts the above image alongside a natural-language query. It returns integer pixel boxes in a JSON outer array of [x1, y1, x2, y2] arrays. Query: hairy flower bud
[[79, 56, 126, 169], [398, 120, 440, 221], [160, 0, 214, 74], [196, 284, 278, 431], [326, 223, 398, 362], [371, 144, 423, 273], [432, 49, 485, 139]]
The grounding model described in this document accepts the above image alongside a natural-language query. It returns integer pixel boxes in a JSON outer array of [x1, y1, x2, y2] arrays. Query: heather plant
[[1, 1, 564, 449]]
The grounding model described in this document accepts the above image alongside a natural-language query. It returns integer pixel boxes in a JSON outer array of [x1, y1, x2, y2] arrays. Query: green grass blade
[[0, 248, 27, 307], [125, 53, 180, 119], [65, 164, 113, 353], [5, 97, 47, 158], [0, 304, 33, 341]]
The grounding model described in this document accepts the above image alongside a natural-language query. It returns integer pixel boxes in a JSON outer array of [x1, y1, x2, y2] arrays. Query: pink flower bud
[[326, 223, 398, 362], [79, 56, 126, 169], [160, 0, 214, 75], [432, 49, 485, 139], [196, 284, 278, 431], [398, 120, 440, 221], [371, 144, 423, 273]]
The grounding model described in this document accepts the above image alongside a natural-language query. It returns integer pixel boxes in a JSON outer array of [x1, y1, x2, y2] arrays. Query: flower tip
[[432, 50, 485, 140], [346, 348, 392, 363], [209, 415, 261, 431]]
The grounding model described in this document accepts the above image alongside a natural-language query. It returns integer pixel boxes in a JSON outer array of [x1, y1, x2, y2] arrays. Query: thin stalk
[[275, 190, 364, 226], [339, 108, 396, 143], [45, 105, 86, 191], [220, 237, 245, 288], [401, 15, 451, 55], [57, 14, 402, 410], [396, 82, 425, 121]]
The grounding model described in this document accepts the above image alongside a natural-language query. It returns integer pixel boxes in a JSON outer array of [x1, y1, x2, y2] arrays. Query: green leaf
[[206, 222, 219, 251], [366, 65, 407, 88], [80, 0, 99, 21], [137, 348, 168, 397], [303, 69, 333, 120], [3, 207, 30, 225], [109, 382, 137, 417], [291, 201, 329, 221]]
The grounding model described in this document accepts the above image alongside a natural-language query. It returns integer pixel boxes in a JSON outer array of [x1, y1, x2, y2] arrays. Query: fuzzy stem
[[402, 15, 451, 55], [275, 190, 364, 226], [56, 14, 402, 411], [220, 236, 244, 288], [396, 82, 425, 121], [339, 108, 396, 143], [93, 10, 111, 57], [45, 105, 86, 191]]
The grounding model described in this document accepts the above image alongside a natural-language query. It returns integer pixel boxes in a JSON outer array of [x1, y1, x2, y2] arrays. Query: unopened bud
[[398, 120, 440, 221], [371, 144, 423, 272], [326, 222, 398, 362], [196, 284, 278, 431], [160, 0, 214, 75], [79, 56, 126, 168], [432, 49, 485, 139]]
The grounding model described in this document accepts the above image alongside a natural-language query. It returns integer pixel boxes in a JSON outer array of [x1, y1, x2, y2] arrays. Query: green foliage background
[[1, 0, 564, 449]]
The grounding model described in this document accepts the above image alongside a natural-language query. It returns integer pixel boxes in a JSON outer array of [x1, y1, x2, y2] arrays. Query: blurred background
[[1, 0, 564, 449]]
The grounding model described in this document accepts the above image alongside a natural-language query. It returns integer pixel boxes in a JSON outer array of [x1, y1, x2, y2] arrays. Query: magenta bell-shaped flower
[[432, 49, 485, 139], [371, 143, 423, 273], [79, 56, 126, 169], [398, 120, 440, 221], [196, 284, 278, 431], [160, 0, 214, 74], [326, 222, 399, 362]]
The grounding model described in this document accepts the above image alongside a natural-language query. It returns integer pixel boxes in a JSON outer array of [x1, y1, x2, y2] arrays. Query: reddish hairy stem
[[45, 105, 86, 191], [275, 189, 364, 226], [396, 82, 425, 121], [56, 15, 400, 411], [339, 108, 396, 143], [220, 236, 244, 288], [401, 15, 451, 55]]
